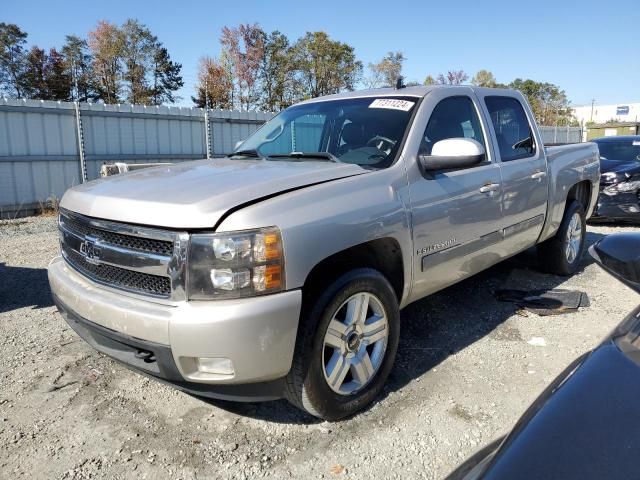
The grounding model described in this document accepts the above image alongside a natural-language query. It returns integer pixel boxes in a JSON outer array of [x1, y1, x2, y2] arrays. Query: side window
[[484, 96, 535, 161], [421, 96, 485, 156]]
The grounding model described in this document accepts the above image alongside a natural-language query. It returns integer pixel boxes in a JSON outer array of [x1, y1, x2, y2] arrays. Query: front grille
[[61, 214, 174, 256], [64, 248, 171, 297], [58, 209, 188, 301]]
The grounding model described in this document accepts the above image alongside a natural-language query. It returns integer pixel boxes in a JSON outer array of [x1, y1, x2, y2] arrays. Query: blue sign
[[617, 106, 630, 115]]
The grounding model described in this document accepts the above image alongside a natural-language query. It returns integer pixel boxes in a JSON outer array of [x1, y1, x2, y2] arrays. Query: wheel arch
[[566, 180, 592, 212], [302, 238, 405, 306]]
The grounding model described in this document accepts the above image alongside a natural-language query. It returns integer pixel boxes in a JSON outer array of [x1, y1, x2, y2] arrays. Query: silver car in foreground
[[48, 86, 600, 420]]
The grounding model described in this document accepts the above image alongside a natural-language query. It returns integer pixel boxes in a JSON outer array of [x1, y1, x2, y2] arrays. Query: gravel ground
[[1, 215, 639, 479]]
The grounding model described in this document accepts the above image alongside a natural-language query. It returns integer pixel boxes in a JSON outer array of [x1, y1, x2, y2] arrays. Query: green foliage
[[0, 23, 28, 97], [259, 31, 295, 111], [61, 35, 97, 101], [120, 19, 158, 104], [289, 31, 362, 100], [471, 70, 497, 88], [192, 56, 233, 109], [366, 51, 405, 88], [196, 27, 363, 110], [423, 75, 436, 86], [21, 46, 72, 101], [151, 47, 183, 105], [0, 19, 580, 118], [45, 48, 72, 101], [509, 78, 572, 125], [21, 46, 47, 98], [0, 20, 182, 105]]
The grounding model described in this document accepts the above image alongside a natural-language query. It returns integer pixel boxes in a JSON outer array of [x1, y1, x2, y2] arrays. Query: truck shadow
[[0, 263, 54, 314], [202, 230, 607, 424]]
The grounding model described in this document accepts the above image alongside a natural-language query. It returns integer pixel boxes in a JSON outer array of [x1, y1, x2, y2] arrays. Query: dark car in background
[[591, 136, 640, 222]]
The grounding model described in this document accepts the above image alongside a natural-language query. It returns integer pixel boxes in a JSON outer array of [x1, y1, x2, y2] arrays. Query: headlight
[[188, 227, 284, 300], [603, 180, 640, 195]]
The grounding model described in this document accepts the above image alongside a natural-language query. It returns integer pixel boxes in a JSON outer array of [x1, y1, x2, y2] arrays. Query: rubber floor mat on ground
[[494, 288, 590, 316]]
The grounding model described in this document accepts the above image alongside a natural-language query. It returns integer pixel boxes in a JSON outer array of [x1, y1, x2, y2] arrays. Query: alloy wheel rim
[[565, 213, 582, 264], [322, 292, 389, 395]]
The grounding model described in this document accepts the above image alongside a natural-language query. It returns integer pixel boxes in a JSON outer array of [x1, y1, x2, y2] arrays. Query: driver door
[[408, 92, 505, 300]]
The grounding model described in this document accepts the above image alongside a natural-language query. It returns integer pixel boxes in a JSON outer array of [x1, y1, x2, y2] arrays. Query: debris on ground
[[527, 337, 547, 347], [494, 288, 590, 316]]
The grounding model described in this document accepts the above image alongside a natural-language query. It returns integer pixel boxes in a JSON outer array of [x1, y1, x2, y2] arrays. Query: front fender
[[216, 166, 414, 307]]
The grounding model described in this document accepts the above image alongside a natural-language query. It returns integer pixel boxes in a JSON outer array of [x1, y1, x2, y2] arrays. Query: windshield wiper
[[268, 152, 341, 163], [228, 149, 263, 159]]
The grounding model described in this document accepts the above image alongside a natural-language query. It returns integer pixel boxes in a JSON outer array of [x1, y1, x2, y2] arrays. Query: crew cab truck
[[48, 86, 600, 420]]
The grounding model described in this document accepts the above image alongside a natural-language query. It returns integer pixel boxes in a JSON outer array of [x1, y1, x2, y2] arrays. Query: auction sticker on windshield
[[369, 99, 415, 111]]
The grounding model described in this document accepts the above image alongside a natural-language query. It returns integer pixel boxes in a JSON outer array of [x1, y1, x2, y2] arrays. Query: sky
[[4, 0, 639, 108]]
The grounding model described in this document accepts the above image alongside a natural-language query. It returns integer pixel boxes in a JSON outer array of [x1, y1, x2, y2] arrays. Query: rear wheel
[[285, 269, 400, 420], [537, 200, 586, 276]]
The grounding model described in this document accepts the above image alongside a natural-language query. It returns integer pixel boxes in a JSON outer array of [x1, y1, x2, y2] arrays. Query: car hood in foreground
[[448, 306, 640, 480], [60, 158, 367, 229]]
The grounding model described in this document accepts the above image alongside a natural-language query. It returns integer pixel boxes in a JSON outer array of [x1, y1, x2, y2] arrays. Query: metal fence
[[539, 125, 583, 144], [0, 98, 273, 217]]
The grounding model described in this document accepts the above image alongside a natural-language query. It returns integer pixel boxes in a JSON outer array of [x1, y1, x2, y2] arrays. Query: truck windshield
[[235, 96, 419, 168]]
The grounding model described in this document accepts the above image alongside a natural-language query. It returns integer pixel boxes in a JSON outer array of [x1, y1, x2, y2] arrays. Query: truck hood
[[60, 158, 367, 229], [600, 158, 640, 176]]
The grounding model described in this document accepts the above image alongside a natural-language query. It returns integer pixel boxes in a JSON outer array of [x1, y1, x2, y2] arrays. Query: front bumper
[[592, 190, 640, 222], [48, 256, 302, 399]]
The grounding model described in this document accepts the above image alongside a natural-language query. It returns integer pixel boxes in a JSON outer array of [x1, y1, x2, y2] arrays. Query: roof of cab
[[297, 85, 519, 105]]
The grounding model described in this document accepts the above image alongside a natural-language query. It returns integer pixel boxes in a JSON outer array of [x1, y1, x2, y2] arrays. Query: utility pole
[[204, 77, 212, 159], [71, 60, 79, 102], [72, 60, 87, 182], [590, 98, 595, 123]]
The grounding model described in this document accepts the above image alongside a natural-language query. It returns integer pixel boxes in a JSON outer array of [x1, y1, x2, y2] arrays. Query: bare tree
[[220, 23, 265, 110], [435, 70, 469, 85], [88, 21, 124, 103]]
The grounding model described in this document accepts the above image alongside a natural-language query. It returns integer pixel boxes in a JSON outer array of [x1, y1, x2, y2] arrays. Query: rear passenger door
[[479, 94, 549, 252]]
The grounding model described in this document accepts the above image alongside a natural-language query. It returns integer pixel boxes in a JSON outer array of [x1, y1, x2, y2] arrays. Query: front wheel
[[285, 269, 400, 420], [537, 200, 586, 276]]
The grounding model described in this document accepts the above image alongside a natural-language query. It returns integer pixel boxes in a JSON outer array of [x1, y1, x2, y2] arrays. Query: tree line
[[424, 69, 575, 126], [0, 21, 575, 125], [0, 20, 183, 105], [192, 25, 362, 112]]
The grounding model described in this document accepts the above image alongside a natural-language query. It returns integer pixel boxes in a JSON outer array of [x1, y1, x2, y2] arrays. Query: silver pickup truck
[[48, 85, 600, 420]]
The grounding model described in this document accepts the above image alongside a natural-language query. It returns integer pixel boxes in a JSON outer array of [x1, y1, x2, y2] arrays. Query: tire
[[284, 268, 400, 421], [537, 200, 586, 276]]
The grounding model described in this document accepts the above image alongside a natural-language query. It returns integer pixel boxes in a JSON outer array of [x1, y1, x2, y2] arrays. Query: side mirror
[[590, 233, 640, 292], [419, 138, 485, 171]]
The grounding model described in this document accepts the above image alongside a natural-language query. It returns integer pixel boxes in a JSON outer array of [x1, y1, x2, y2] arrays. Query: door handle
[[479, 183, 500, 194], [531, 171, 547, 180]]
